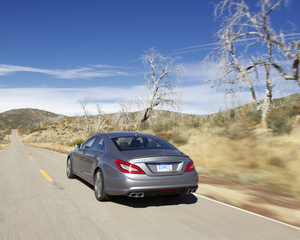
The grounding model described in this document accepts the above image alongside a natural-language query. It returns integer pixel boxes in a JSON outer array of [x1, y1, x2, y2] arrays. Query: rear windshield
[[111, 135, 176, 151]]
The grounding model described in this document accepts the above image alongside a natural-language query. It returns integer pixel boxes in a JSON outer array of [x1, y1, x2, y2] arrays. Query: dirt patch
[[239, 204, 277, 219], [196, 175, 300, 228], [198, 175, 237, 187]]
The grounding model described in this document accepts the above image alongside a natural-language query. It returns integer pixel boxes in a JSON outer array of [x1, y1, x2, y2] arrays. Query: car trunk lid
[[121, 149, 191, 176]]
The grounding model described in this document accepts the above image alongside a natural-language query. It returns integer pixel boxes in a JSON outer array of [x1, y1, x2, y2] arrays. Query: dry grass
[[20, 124, 87, 154], [178, 124, 300, 198], [0, 143, 10, 150]]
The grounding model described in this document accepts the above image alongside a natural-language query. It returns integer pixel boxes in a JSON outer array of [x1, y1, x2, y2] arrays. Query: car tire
[[94, 169, 110, 201], [66, 157, 75, 179]]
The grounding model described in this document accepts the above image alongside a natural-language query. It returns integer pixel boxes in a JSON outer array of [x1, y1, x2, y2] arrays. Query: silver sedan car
[[67, 132, 198, 201]]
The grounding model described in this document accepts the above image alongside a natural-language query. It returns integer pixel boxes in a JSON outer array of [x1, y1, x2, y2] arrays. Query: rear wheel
[[94, 169, 110, 201], [66, 157, 75, 179]]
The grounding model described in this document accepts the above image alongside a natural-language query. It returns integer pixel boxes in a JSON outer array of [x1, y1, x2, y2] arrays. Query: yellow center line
[[39, 169, 53, 181], [29, 156, 33, 160]]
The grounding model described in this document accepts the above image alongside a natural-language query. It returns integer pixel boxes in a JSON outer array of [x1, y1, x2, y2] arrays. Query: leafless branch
[[139, 47, 184, 123]]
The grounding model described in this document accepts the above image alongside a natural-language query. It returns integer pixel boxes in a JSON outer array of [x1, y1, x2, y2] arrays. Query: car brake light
[[185, 160, 195, 172], [115, 159, 145, 174]]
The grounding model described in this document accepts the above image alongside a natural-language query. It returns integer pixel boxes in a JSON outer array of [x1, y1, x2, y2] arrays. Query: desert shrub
[[236, 174, 263, 184], [151, 121, 178, 133], [229, 109, 235, 119], [210, 112, 226, 127], [217, 120, 253, 140], [30, 127, 47, 133], [185, 119, 201, 128], [266, 108, 292, 135], [151, 122, 164, 132], [246, 110, 262, 124], [267, 156, 285, 168], [246, 160, 259, 169], [138, 121, 149, 131], [289, 104, 300, 117], [169, 132, 189, 146], [155, 131, 171, 141]]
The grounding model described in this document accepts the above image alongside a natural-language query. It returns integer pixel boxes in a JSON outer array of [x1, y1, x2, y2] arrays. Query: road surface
[[0, 130, 299, 240]]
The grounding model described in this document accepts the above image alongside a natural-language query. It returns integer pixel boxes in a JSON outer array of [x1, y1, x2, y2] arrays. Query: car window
[[82, 137, 97, 149], [92, 137, 105, 152], [111, 136, 175, 151]]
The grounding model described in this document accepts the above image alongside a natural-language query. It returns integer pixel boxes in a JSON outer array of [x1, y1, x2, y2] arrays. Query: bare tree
[[79, 97, 92, 135], [207, 0, 299, 121], [244, 0, 300, 86], [95, 103, 106, 133], [119, 98, 134, 131], [138, 48, 184, 124], [110, 112, 121, 132]]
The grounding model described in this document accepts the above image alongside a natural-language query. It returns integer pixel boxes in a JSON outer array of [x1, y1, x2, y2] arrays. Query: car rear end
[[105, 133, 199, 198], [107, 151, 198, 197]]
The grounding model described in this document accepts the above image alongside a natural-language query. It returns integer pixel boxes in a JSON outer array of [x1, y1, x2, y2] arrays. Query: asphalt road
[[0, 130, 299, 240]]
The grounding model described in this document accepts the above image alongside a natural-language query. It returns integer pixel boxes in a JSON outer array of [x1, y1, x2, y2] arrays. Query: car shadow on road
[[74, 177, 198, 208], [111, 194, 198, 208]]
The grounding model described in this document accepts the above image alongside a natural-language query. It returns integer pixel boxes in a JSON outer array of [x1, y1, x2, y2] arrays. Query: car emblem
[[163, 156, 168, 159]]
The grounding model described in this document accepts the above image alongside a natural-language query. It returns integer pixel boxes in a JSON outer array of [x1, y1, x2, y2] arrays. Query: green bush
[[246, 110, 262, 124], [210, 112, 226, 127], [266, 108, 292, 135], [289, 105, 300, 117], [151, 121, 178, 133], [30, 127, 47, 133], [138, 121, 149, 131], [236, 174, 263, 185], [169, 133, 189, 146], [185, 119, 201, 128], [217, 120, 253, 140]]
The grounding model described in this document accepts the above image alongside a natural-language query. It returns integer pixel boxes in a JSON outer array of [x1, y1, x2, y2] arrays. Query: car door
[[74, 136, 97, 181], [80, 136, 106, 183]]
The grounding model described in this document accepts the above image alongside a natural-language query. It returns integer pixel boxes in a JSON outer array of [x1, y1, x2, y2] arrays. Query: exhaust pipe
[[138, 192, 144, 198], [129, 192, 145, 198], [129, 192, 138, 198], [187, 188, 197, 194]]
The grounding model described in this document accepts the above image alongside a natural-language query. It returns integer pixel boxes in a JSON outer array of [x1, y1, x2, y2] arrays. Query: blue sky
[[0, 0, 299, 116]]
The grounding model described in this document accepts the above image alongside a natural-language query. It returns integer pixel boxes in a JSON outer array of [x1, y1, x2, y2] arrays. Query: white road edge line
[[194, 193, 300, 231]]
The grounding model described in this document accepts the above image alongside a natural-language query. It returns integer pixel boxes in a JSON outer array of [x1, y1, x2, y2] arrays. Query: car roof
[[95, 132, 155, 138]]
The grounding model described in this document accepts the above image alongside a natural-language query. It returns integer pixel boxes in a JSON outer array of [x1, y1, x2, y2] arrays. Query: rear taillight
[[184, 160, 195, 172], [115, 159, 145, 174]]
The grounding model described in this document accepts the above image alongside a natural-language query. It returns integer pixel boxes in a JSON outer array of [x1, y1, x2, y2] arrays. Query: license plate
[[157, 163, 172, 172]]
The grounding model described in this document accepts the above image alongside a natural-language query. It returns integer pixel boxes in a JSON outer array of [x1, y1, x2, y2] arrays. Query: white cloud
[[0, 64, 131, 79]]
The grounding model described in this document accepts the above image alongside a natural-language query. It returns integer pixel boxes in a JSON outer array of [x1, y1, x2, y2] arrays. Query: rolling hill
[[0, 108, 65, 128]]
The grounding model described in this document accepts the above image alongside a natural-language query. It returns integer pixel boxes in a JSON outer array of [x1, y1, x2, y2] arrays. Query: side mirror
[[75, 143, 81, 149]]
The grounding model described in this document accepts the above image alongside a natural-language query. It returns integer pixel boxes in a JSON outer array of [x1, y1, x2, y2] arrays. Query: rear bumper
[[126, 185, 198, 197], [104, 171, 199, 196]]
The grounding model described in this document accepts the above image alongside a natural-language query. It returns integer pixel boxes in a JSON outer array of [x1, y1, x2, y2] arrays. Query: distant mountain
[[0, 108, 65, 128]]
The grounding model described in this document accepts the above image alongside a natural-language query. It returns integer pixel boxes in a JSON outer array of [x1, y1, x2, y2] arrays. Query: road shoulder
[[196, 175, 300, 228]]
